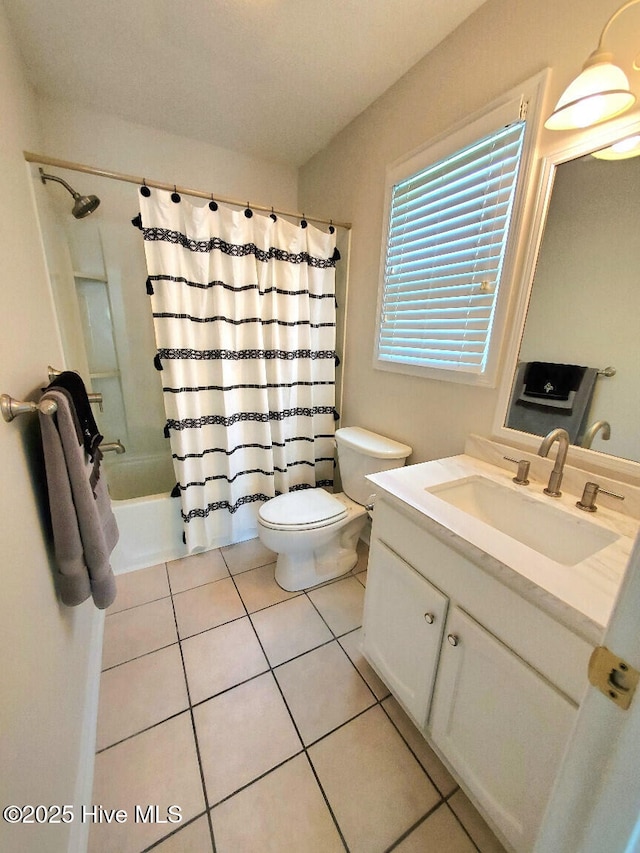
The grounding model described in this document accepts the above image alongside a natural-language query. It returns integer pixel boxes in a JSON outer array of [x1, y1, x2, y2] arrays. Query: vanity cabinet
[[363, 541, 448, 725], [362, 497, 593, 853]]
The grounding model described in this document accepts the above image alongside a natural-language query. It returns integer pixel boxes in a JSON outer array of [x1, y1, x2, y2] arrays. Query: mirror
[[498, 119, 640, 468]]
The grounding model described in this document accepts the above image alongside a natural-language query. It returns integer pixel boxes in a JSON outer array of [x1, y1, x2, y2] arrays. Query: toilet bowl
[[257, 427, 412, 591]]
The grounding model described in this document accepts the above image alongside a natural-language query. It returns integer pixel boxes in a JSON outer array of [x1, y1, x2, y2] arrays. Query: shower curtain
[[138, 189, 339, 551]]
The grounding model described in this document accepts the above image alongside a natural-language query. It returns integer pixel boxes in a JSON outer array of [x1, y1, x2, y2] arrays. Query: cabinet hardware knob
[[447, 634, 459, 647], [424, 612, 435, 624]]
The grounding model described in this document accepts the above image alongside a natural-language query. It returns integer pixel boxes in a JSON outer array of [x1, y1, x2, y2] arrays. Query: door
[[534, 532, 640, 853], [429, 606, 577, 852], [362, 539, 448, 726]]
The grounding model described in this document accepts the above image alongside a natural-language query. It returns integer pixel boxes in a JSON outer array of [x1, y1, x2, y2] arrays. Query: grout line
[[140, 810, 210, 852], [165, 563, 219, 853], [227, 566, 351, 850], [100, 639, 180, 673], [302, 751, 350, 852], [445, 796, 485, 853], [99, 543, 492, 852], [383, 799, 447, 852]]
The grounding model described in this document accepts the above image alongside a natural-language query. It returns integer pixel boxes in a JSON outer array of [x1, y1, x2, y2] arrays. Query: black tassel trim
[[335, 296, 339, 310], [131, 213, 143, 230], [154, 353, 163, 371], [335, 353, 341, 367], [146, 277, 154, 295], [171, 483, 181, 498], [182, 532, 187, 545], [164, 423, 170, 439], [332, 247, 341, 262], [333, 408, 340, 421]]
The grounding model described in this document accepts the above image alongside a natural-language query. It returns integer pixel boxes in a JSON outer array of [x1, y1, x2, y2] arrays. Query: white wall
[[36, 98, 299, 213], [1, 12, 302, 853], [299, 0, 639, 463], [0, 4, 100, 852]]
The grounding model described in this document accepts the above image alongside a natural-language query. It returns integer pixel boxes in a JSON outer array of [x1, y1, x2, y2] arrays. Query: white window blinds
[[377, 120, 526, 377]]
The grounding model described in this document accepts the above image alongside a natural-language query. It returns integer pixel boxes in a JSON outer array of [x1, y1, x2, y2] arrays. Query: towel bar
[[1, 390, 103, 422], [1, 394, 58, 422]]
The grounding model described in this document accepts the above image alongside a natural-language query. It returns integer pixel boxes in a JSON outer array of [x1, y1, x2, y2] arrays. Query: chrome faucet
[[581, 420, 611, 449], [537, 428, 570, 497]]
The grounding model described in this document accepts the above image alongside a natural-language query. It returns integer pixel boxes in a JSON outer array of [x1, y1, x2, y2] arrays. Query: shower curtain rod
[[23, 151, 352, 231]]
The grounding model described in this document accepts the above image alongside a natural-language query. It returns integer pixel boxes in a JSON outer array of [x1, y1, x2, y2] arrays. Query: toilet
[[257, 427, 412, 591]]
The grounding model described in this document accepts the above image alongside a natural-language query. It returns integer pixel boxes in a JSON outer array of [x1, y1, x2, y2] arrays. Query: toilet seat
[[258, 489, 348, 531]]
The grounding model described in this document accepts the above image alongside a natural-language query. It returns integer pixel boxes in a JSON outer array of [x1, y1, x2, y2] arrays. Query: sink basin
[[427, 475, 619, 565]]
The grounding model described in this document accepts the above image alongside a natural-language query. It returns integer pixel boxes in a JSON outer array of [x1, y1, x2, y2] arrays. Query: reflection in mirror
[[503, 148, 640, 464]]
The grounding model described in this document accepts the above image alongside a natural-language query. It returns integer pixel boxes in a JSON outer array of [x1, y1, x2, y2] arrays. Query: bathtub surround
[[140, 188, 339, 552]]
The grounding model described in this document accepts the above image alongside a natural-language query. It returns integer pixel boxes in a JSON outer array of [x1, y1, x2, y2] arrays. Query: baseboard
[[67, 609, 105, 853]]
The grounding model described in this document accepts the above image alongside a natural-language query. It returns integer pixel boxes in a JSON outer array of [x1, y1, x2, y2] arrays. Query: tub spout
[[102, 440, 126, 454]]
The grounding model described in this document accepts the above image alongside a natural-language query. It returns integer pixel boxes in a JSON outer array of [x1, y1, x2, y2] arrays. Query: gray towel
[[39, 390, 118, 609], [506, 363, 599, 443]]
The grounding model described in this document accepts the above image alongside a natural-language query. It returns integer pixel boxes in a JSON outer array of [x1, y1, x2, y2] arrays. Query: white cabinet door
[[429, 607, 577, 852], [362, 540, 448, 726]]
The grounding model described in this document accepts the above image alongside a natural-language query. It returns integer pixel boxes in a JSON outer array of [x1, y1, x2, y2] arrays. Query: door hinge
[[588, 646, 639, 710]]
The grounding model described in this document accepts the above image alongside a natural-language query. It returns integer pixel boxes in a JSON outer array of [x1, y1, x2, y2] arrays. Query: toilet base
[[273, 514, 366, 592]]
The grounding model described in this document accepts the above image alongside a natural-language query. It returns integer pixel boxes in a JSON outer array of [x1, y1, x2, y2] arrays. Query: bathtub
[[105, 452, 257, 573], [105, 453, 188, 573]]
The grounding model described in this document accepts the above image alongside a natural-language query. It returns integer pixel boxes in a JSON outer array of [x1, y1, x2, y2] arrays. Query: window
[[375, 77, 545, 386]]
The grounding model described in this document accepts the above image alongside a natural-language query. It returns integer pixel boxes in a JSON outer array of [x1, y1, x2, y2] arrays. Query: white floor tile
[[194, 672, 302, 804], [102, 596, 177, 669], [182, 617, 268, 704], [89, 713, 205, 853], [250, 596, 333, 666], [275, 641, 375, 744], [211, 755, 344, 853]]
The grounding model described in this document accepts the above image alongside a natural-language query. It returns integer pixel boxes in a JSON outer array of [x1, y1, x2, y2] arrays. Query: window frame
[[373, 72, 548, 388]]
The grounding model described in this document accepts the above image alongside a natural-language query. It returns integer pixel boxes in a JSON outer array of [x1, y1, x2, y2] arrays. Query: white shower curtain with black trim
[[138, 188, 338, 552]]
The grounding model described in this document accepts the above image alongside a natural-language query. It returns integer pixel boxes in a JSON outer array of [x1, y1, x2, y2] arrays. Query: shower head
[[39, 168, 101, 219]]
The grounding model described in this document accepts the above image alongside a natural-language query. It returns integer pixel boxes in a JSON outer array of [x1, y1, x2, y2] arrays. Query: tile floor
[[90, 539, 507, 853]]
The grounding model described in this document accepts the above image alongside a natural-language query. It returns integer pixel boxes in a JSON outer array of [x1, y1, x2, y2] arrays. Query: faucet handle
[[503, 456, 530, 485], [576, 481, 625, 512]]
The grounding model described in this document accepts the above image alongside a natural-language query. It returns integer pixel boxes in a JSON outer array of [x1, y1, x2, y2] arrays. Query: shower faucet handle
[[503, 456, 530, 485]]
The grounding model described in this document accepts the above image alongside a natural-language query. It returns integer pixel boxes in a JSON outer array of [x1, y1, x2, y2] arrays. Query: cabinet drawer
[[362, 540, 448, 727]]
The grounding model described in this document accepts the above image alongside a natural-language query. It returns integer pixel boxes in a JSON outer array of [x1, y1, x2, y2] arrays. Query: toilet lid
[[259, 489, 348, 529]]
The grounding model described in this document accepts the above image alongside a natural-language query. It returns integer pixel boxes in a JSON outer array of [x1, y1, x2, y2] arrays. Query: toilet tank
[[335, 427, 412, 505]]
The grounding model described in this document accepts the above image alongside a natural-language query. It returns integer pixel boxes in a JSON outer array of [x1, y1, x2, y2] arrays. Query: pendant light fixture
[[591, 133, 640, 158], [545, 0, 640, 131]]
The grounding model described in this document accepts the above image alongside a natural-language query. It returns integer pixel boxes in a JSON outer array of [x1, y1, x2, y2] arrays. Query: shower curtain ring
[[140, 178, 151, 198], [171, 185, 181, 203], [209, 193, 218, 212], [244, 203, 253, 218]]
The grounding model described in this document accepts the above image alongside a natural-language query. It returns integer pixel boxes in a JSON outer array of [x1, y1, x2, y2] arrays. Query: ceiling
[[4, 0, 488, 167]]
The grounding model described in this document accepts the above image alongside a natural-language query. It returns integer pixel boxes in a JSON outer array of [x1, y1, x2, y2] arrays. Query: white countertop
[[367, 453, 639, 644]]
